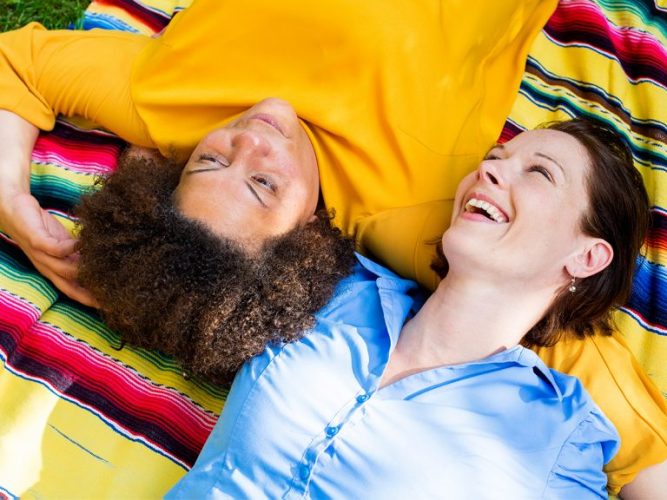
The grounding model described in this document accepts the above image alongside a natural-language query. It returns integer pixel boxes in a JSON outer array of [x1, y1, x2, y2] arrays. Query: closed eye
[[198, 153, 230, 167], [251, 174, 277, 193], [529, 165, 553, 182]]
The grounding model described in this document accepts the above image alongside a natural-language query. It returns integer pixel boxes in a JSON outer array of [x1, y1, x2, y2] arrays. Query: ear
[[566, 238, 614, 279]]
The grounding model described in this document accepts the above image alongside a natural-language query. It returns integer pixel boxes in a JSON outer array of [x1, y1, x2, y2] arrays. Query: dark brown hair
[[75, 153, 356, 384], [526, 118, 650, 345], [433, 117, 650, 346]]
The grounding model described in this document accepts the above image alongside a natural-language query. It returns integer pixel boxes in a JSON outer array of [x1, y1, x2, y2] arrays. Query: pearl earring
[[568, 276, 577, 293]]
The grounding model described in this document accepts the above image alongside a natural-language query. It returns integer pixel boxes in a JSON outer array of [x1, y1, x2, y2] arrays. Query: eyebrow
[[245, 181, 268, 208], [535, 152, 566, 177], [185, 167, 221, 175]]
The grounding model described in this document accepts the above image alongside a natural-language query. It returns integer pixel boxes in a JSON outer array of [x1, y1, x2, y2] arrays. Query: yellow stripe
[[615, 311, 667, 397], [0, 365, 186, 498], [528, 33, 667, 123]]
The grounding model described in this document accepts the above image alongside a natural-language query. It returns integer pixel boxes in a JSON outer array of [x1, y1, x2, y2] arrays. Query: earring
[[568, 276, 577, 293]]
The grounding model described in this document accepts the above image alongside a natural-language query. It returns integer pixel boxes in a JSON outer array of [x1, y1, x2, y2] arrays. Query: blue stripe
[[626, 259, 667, 332], [81, 13, 141, 33], [619, 306, 667, 336], [517, 80, 667, 171], [49, 424, 111, 464], [526, 57, 667, 134], [0, 484, 18, 500]]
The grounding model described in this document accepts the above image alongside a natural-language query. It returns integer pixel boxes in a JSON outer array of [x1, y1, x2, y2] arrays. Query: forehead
[[502, 129, 590, 175]]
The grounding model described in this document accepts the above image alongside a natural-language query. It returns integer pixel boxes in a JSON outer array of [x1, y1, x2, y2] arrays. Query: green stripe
[[30, 173, 91, 204], [49, 301, 228, 399], [595, 0, 667, 38], [0, 253, 57, 301], [519, 77, 667, 163]]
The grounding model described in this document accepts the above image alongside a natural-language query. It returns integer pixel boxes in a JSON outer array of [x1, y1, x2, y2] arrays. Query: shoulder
[[315, 252, 422, 324]]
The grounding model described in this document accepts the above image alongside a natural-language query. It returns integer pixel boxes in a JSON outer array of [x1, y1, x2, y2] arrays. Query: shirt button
[[325, 425, 339, 437], [356, 393, 370, 403], [299, 464, 310, 480]]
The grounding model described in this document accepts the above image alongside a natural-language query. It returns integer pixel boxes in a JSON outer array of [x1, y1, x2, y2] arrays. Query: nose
[[478, 158, 505, 186], [231, 130, 272, 158]]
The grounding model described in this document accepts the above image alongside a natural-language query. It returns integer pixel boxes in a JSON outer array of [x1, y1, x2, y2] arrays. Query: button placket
[[287, 389, 375, 495]]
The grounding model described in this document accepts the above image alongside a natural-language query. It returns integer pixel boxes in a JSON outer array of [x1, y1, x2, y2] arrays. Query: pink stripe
[[33, 136, 120, 175], [0, 296, 217, 454], [555, 1, 667, 65]]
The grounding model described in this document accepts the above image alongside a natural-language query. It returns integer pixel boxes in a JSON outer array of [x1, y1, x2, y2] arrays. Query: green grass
[[0, 0, 91, 31]]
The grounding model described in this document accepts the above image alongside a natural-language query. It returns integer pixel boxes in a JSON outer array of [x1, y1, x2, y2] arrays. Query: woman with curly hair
[[74, 149, 356, 384], [169, 119, 659, 498], [0, 0, 553, 384]]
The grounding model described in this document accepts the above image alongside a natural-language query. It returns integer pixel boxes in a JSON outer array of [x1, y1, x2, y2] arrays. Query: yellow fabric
[[0, 0, 556, 239]]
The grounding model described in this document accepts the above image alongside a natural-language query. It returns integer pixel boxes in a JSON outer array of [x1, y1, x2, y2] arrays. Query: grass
[[0, 0, 91, 31]]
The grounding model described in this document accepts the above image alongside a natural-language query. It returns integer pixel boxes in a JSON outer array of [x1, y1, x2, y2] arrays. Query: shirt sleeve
[[0, 22, 154, 146], [544, 409, 620, 499], [534, 333, 667, 494]]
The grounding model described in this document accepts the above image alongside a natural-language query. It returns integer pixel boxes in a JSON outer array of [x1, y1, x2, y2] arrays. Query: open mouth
[[464, 197, 508, 223]]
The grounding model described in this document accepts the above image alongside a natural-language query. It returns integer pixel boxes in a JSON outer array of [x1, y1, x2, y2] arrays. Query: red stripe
[[0, 296, 216, 457], [33, 135, 121, 175], [546, 0, 667, 86]]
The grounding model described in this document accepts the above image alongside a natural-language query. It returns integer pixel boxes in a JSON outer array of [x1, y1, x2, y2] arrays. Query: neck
[[394, 271, 555, 370]]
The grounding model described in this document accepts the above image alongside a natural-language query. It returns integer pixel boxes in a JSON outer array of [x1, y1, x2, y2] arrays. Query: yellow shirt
[[0, 0, 664, 491], [0, 0, 555, 239]]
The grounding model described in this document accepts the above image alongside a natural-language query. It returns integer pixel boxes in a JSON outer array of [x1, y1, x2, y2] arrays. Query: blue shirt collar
[[355, 252, 563, 400]]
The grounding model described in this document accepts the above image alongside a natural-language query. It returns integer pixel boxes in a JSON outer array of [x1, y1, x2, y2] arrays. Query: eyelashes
[[197, 153, 278, 194], [528, 165, 553, 182], [198, 153, 230, 167], [251, 174, 277, 193]]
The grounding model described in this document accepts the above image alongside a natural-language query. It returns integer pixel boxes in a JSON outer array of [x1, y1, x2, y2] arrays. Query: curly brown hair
[[432, 117, 650, 347], [75, 153, 356, 384]]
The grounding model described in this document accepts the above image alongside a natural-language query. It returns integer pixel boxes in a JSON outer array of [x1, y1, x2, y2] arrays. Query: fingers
[[30, 234, 78, 259], [50, 274, 100, 308], [34, 250, 79, 281], [32, 257, 99, 308], [3, 195, 98, 307]]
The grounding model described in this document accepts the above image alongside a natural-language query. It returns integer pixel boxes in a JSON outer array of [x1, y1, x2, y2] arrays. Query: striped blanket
[[0, 0, 665, 497]]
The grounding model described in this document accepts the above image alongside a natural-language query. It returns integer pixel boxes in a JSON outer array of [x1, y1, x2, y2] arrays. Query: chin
[[440, 226, 488, 273]]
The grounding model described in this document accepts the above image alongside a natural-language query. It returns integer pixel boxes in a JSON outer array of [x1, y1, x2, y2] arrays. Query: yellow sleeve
[[534, 333, 667, 495], [0, 23, 154, 146]]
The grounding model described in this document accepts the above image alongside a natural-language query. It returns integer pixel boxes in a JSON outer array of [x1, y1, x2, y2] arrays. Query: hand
[[0, 192, 99, 307]]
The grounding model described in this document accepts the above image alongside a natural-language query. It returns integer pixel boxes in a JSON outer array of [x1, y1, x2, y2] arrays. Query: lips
[[463, 193, 509, 223], [248, 113, 286, 137]]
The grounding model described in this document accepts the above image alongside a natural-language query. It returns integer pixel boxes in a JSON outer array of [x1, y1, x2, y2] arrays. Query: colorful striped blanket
[[0, 0, 665, 497]]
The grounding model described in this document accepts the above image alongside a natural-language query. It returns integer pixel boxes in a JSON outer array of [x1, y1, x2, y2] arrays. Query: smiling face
[[173, 98, 320, 252], [443, 128, 604, 290]]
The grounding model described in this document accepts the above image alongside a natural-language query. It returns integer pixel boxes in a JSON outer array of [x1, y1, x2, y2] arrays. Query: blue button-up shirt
[[168, 254, 619, 499]]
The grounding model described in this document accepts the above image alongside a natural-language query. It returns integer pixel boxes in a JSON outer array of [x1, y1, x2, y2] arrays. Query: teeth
[[465, 198, 508, 223]]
